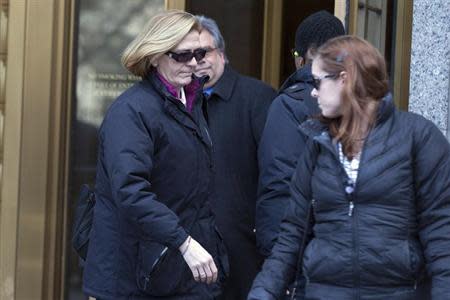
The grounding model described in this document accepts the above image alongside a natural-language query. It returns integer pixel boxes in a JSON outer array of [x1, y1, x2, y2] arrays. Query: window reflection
[[355, 0, 394, 78], [67, 1, 164, 299], [186, 0, 264, 79]]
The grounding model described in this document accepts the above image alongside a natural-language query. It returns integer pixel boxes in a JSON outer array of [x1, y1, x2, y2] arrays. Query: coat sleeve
[[100, 101, 188, 250], [250, 82, 276, 145], [413, 117, 450, 299], [249, 140, 316, 299], [256, 96, 308, 257]]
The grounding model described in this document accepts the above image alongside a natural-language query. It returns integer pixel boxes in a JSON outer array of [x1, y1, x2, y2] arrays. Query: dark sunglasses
[[166, 48, 207, 63], [311, 74, 338, 90]]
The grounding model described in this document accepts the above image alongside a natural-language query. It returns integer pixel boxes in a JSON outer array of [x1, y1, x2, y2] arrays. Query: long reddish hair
[[315, 36, 389, 158]]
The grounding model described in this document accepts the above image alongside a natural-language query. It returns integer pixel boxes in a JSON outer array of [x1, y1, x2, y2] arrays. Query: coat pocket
[[214, 226, 230, 284], [360, 238, 419, 286], [230, 172, 252, 222], [302, 238, 349, 284], [407, 239, 425, 280], [136, 240, 193, 296]]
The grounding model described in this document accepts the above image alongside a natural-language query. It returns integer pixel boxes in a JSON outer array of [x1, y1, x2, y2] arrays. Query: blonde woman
[[83, 10, 228, 299]]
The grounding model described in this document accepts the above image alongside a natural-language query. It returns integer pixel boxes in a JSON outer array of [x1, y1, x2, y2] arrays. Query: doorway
[[64, 1, 337, 299], [186, 0, 335, 88]]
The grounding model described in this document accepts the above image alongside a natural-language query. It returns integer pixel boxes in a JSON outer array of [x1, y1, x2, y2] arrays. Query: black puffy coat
[[249, 98, 450, 299], [83, 72, 228, 299], [256, 64, 320, 257]]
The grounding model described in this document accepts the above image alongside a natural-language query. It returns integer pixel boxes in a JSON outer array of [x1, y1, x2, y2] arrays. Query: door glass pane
[[66, 1, 164, 299], [356, 0, 395, 81], [186, 0, 264, 79], [280, 0, 335, 84]]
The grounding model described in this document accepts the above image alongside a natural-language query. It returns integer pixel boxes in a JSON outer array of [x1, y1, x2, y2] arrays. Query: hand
[[179, 236, 218, 284]]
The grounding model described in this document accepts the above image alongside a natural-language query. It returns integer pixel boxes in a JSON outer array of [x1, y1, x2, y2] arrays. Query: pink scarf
[[156, 72, 200, 113]]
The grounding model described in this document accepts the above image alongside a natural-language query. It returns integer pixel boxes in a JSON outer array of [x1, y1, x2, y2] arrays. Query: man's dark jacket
[[206, 66, 276, 300], [256, 65, 319, 257], [83, 72, 228, 299], [249, 98, 450, 299]]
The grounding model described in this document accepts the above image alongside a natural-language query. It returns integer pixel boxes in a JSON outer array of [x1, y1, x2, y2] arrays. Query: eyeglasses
[[291, 48, 300, 58], [166, 48, 207, 63], [203, 47, 218, 55], [311, 74, 338, 90]]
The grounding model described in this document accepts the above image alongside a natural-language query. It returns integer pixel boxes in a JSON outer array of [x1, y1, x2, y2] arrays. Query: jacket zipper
[[345, 182, 355, 216], [203, 126, 212, 146], [314, 134, 356, 218], [348, 201, 354, 216], [312, 128, 376, 300], [144, 246, 168, 285], [349, 139, 369, 300]]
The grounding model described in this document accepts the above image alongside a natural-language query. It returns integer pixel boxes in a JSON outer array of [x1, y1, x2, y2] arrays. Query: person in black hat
[[255, 11, 344, 298], [291, 10, 346, 70]]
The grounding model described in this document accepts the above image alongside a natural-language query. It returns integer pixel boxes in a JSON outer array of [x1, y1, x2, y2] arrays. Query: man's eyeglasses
[[311, 74, 338, 90], [166, 48, 207, 63], [291, 48, 300, 58], [204, 47, 218, 55]]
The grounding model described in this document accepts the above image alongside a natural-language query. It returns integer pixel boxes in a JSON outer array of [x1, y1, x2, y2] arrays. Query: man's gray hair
[[195, 15, 228, 63]]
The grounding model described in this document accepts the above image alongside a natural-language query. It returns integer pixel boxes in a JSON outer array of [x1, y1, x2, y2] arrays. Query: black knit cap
[[294, 10, 345, 58]]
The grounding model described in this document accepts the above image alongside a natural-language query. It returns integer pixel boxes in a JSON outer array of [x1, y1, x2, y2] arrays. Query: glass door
[[66, 1, 164, 298], [64, 1, 351, 298], [349, 0, 412, 110], [186, 0, 265, 79]]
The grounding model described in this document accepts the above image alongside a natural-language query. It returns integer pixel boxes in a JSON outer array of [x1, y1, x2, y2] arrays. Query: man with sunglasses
[[193, 15, 276, 300], [255, 10, 345, 299]]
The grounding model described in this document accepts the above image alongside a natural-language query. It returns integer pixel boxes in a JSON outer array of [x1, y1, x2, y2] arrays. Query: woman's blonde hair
[[122, 10, 199, 77], [315, 36, 389, 158]]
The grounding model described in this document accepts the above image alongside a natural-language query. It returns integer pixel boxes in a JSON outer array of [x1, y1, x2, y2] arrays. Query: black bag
[[72, 184, 95, 261]]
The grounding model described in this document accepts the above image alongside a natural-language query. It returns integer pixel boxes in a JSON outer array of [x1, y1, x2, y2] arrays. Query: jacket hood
[[279, 64, 313, 92]]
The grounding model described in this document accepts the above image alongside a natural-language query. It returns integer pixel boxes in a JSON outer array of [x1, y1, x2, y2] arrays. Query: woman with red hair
[[248, 36, 450, 299]]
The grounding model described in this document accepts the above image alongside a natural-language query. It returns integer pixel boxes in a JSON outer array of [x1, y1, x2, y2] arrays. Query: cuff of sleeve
[[247, 287, 277, 300], [167, 228, 189, 250]]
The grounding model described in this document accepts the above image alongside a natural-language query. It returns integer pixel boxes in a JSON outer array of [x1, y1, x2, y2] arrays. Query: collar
[[376, 93, 394, 124], [148, 70, 207, 106], [203, 87, 214, 96], [279, 64, 313, 92], [299, 93, 395, 140], [206, 65, 237, 102], [156, 71, 181, 99]]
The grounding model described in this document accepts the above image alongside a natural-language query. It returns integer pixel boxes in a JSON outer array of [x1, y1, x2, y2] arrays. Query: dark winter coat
[[249, 97, 450, 300], [205, 66, 276, 300], [83, 71, 228, 299], [256, 64, 320, 257]]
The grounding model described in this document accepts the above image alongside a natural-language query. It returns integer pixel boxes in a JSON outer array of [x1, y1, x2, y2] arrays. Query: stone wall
[[408, 0, 450, 139]]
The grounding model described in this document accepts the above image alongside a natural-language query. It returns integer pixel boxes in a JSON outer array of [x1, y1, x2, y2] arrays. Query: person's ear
[[340, 71, 347, 83], [151, 57, 159, 68], [219, 51, 226, 64], [294, 56, 304, 70]]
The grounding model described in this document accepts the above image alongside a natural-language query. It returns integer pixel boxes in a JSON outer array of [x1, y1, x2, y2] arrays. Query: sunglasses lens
[[313, 78, 321, 90], [169, 48, 207, 63], [175, 52, 194, 63], [194, 48, 207, 61]]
